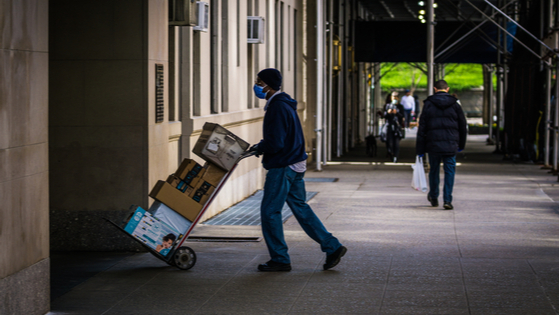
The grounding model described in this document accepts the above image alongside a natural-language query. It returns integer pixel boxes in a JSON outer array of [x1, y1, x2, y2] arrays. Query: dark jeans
[[386, 128, 400, 159], [404, 109, 412, 127], [428, 154, 456, 204], [261, 166, 341, 264]]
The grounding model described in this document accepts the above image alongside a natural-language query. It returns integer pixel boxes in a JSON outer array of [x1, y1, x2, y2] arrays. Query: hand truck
[[106, 150, 257, 270]]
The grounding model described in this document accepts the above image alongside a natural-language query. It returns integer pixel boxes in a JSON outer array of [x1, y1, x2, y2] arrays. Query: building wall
[[0, 0, 51, 314], [49, 0, 172, 251], [48, 0, 307, 249], [176, 0, 304, 220]]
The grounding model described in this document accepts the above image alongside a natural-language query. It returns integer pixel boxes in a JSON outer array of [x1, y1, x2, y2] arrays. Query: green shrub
[[380, 63, 483, 92]]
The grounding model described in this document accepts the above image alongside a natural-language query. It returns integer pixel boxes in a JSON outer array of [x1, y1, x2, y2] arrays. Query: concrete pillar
[[374, 63, 382, 135], [0, 0, 50, 313]]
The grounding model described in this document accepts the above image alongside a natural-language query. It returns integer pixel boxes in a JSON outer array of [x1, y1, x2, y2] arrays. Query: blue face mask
[[253, 84, 267, 99]]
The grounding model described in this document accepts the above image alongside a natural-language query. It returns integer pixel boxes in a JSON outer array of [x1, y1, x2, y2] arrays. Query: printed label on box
[[124, 207, 180, 257], [192, 123, 250, 171]]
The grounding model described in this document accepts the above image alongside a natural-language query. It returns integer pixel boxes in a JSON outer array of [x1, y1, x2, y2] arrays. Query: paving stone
[[49, 136, 558, 315], [379, 306, 470, 315], [382, 290, 468, 308], [467, 291, 552, 309], [469, 309, 557, 315]]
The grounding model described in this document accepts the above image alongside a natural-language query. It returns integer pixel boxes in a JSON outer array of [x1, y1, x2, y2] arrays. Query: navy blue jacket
[[256, 93, 308, 170], [416, 92, 467, 156]]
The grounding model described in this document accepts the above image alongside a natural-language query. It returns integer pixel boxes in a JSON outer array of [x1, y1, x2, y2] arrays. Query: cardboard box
[[201, 162, 228, 186], [175, 159, 204, 181], [190, 180, 216, 204], [166, 174, 195, 195], [166, 174, 181, 187], [183, 170, 204, 188], [192, 123, 250, 171], [149, 180, 203, 221], [123, 206, 180, 257]]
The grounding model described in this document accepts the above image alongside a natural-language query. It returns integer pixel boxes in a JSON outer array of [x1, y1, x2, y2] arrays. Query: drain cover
[[203, 190, 318, 226], [304, 178, 338, 182], [186, 236, 262, 242]]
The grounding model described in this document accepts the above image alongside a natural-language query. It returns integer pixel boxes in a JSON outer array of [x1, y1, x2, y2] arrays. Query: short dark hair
[[434, 80, 448, 90], [163, 233, 176, 242]]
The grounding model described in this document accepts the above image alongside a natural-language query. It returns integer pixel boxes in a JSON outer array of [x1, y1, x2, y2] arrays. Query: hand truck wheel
[[173, 246, 197, 270]]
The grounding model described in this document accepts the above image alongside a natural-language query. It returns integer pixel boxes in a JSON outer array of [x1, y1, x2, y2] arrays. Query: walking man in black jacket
[[416, 80, 467, 210]]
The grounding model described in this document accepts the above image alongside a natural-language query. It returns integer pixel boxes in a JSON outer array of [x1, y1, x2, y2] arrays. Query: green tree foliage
[[379, 63, 484, 92]]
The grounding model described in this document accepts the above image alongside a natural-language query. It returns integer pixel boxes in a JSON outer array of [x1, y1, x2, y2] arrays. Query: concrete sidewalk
[[49, 135, 559, 315]]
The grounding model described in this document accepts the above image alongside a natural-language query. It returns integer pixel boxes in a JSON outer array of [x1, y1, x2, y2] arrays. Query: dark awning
[[354, 21, 514, 63]]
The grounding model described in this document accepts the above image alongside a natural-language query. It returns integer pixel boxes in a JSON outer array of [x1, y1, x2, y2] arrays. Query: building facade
[[1, 0, 372, 313]]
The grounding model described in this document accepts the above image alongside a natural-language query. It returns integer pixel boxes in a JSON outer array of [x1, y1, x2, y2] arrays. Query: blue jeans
[[428, 154, 456, 204], [261, 166, 341, 264], [404, 109, 412, 127]]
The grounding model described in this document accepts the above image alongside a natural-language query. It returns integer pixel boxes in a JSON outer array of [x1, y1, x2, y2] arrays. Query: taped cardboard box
[[149, 180, 203, 221], [189, 180, 216, 205], [201, 162, 228, 186], [193, 123, 250, 171], [166, 174, 181, 187], [166, 174, 195, 195], [175, 159, 205, 182]]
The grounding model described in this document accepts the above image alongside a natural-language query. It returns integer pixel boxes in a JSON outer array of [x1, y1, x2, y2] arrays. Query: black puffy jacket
[[416, 92, 467, 156]]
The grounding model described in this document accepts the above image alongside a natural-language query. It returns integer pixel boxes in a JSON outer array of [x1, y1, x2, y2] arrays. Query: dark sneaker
[[258, 260, 292, 272], [427, 194, 438, 207], [323, 246, 347, 270], [443, 203, 454, 210]]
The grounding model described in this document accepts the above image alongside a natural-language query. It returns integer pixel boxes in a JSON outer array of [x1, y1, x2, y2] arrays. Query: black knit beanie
[[257, 68, 282, 91]]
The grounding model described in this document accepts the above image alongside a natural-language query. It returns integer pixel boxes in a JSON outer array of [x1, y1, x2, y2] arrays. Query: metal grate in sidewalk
[[304, 177, 338, 182], [203, 190, 318, 226]]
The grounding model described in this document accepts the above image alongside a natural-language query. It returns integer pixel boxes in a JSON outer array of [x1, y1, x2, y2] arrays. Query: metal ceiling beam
[[464, 0, 552, 66], [456, 0, 464, 19], [379, 1, 395, 18], [403, 1, 418, 19], [435, 0, 487, 52], [435, 0, 516, 60], [483, 0, 558, 56]]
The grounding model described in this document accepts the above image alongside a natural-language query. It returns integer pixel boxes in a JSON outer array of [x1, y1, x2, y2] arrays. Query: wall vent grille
[[155, 64, 164, 123]]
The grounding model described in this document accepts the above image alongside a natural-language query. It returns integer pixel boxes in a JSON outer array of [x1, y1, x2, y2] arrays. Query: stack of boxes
[[120, 123, 250, 257], [148, 122, 250, 225], [149, 159, 227, 222]]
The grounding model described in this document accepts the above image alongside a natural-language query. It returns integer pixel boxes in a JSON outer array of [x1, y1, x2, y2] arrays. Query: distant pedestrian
[[416, 80, 467, 210], [384, 92, 405, 163], [400, 89, 415, 128], [250, 68, 347, 272]]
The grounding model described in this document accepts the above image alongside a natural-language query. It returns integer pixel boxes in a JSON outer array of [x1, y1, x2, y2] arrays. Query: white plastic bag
[[411, 156, 428, 192]]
